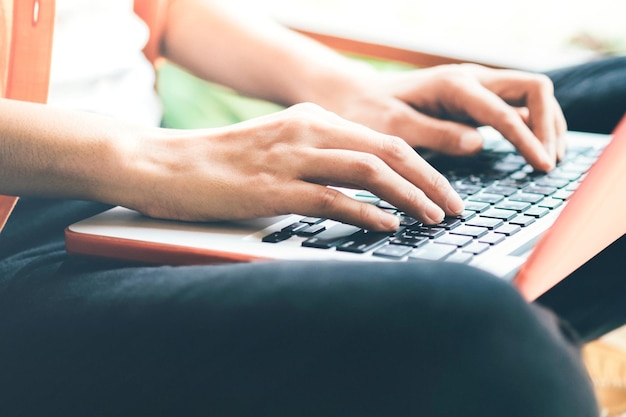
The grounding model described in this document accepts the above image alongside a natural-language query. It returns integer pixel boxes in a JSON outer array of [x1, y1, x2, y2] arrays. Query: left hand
[[317, 63, 567, 172]]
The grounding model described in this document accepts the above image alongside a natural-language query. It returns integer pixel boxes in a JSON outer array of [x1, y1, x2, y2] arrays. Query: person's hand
[[127, 103, 464, 231], [316, 63, 567, 172]]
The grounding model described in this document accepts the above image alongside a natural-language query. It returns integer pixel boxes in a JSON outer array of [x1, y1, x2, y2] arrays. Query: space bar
[[302, 224, 361, 249]]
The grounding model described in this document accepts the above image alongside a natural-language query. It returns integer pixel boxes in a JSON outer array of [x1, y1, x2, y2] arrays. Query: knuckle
[[497, 110, 520, 132], [279, 112, 311, 134], [439, 72, 466, 88], [428, 170, 451, 193], [429, 124, 468, 155], [279, 108, 324, 137], [290, 102, 324, 114], [436, 127, 463, 153], [378, 106, 409, 132], [357, 202, 374, 225], [316, 187, 341, 211], [459, 62, 484, 72], [404, 185, 425, 207], [438, 65, 473, 83], [281, 103, 341, 144], [381, 135, 409, 161], [350, 154, 385, 179], [528, 74, 554, 95], [442, 137, 466, 155]]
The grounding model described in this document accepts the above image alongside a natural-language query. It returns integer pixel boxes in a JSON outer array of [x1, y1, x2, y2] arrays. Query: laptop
[[65, 114, 626, 301]]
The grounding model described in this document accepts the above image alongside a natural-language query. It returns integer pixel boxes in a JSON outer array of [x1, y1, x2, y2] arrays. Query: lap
[[0, 199, 598, 417], [546, 55, 626, 133]]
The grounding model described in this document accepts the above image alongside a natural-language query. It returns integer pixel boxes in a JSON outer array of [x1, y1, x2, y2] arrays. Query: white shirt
[[48, 0, 162, 126]]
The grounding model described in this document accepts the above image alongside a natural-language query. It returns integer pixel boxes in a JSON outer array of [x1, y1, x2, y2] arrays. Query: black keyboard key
[[500, 154, 527, 165], [297, 223, 326, 237], [562, 161, 592, 173], [302, 224, 361, 249], [534, 177, 570, 188], [468, 193, 505, 204], [509, 192, 544, 204], [492, 162, 524, 173], [553, 189, 574, 200], [462, 242, 490, 255], [484, 185, 517, 196], [337, 230, 390, 253], [464, 201, 490, 213], [481, 208, 518, 221], [281, 222, 311, 235], [373, 244, 412, 259], [538, 198, 563, 209], [523, 185, 557, 196], [494, 201, 531, 213], [408, 244, 456, 261], [449, 224, 489, 238], [453, 183, 482, 195], [414, 227, 446, 239], [494, 223, 521, 236], [437, 217, 462, 230], [398, 215, 420, 227], [466, 217, 504, 230], [548, 170, 582, 181], [390, 235, 429, 248], [509, 215, 536, 227], [262, 231, 292, 243], [498, 177, 530, 188], [300, 217, 325, 225], [458, 210, 477, 221], [478, 232, 505, 245], [434, 234, 473, 247], [377, 200, 397, 211], [524, 206, 550, 218]]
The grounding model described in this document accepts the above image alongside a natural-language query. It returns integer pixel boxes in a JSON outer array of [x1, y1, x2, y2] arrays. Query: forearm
[[161, 0, 374, 107], [0, 99, 150, 206]]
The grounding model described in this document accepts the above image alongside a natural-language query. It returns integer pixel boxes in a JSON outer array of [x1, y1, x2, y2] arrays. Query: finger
[[296, 148, 461, 225], [523, 75, 559, 163], [553, 97, 568, 160], [279, 182, 401, 231], [277, 105, 464, 218], [451, 81, 554, 171], [380, 101, 485, 155], [309, 123, 465, 216], [463, 68, 562, 169], [516, 107, 530, 124]]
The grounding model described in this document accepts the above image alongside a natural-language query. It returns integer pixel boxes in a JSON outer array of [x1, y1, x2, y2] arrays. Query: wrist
[[99, 126, 178, 215], [290, 58, 377, 110]]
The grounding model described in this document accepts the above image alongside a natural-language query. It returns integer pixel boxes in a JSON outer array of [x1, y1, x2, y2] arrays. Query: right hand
[[126, 103, 464, 231]]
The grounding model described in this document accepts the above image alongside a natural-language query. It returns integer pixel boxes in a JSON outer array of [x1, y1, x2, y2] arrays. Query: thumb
[[394, 108, 484, 155]]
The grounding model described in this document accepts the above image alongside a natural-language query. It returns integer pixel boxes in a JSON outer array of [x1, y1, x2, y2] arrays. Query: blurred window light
[[217, 0, 626, 71]]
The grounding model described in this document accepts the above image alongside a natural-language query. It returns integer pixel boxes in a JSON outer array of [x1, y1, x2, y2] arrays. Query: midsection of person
[[48, 0, 162, 127]]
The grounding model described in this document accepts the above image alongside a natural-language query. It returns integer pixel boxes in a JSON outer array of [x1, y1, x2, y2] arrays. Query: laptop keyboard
[[261, 139, 604, 263]]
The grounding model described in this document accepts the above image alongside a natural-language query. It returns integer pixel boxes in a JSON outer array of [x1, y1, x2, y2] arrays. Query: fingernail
[[446, 192, 465, 215], [546, 141, 557, 162], [539, 149, 555, 171], [460, 130, 484, 154], [425, 201, 445, 224], [380, 212, 400, 230]]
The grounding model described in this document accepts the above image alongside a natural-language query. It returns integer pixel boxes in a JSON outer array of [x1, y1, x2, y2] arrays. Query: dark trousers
[[0, 199, 598, 417], [546, 55, 626, 134]]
